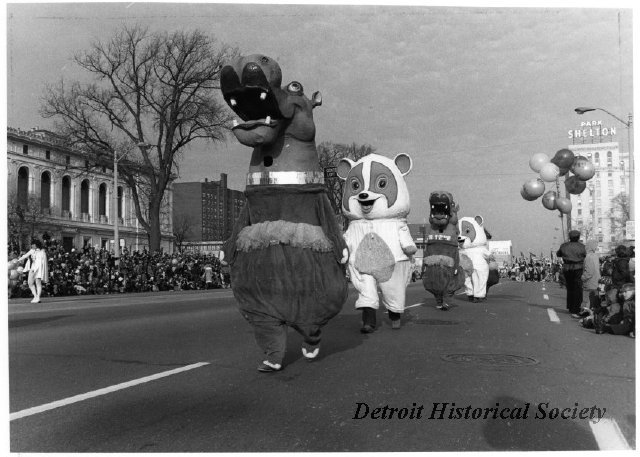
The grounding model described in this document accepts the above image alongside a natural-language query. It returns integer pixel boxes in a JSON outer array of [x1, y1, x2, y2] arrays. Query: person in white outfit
[[18, 239, 49, 303]]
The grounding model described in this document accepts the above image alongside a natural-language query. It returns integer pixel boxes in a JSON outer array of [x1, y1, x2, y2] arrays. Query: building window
[[577, 209, 582, 216], [22, 145, 28, 155], [66, 155, 71, 165], [607, 151, 612, 168], [80, 179, 90, 214], [61, 176, 71, 212], [594, 152, 599, 165], [117, 186, 123, 218], [99, 183, 107, 216], [45, 150, 51, 160], [17, 166, 29, 205], [41, 171, 51, 210]]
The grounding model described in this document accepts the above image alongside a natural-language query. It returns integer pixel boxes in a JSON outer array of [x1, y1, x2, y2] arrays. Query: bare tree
[[41, 25, 237, 251], [173, 214, 194, 252], [7, 192, 49, 252], [317, 141, 375, 228], [608, 192, 631, 240]]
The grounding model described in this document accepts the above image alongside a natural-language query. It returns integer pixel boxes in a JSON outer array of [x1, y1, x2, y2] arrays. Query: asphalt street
[[8, 279, 636, 452]]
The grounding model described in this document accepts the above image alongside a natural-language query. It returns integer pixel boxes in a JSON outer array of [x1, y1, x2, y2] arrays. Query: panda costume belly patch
[[337, 153, 417, 332]]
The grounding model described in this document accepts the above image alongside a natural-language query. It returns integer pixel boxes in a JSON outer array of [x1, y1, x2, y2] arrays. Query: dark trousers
[[563, 268, 583, 313]]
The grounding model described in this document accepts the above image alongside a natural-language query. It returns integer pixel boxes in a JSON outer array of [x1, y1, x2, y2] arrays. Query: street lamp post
[[112, 151, 125, 261], [574, 107, 634, 222]]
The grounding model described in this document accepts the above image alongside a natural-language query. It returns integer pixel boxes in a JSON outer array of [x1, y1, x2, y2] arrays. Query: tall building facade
[[173, 174, 245, 245], [7, 127, 174, 253], [567, 119, 632, 253]]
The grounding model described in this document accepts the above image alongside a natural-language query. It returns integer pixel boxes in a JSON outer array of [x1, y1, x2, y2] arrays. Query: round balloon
[[558, 167, 570, 177], [539, 162, 560, 182], [565, 175, 587, 194], [16, 266, 24, 274], [529, 153, 550, 172], [551, 148, 576, 169], [555, 197, 572, 214], [523, 178, 546, 199], [521, 187, 538, 201], [542, 191, 558, 210], [571, 157, 596, 180]]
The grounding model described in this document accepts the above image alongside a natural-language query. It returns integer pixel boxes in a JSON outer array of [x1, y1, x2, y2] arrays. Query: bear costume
[[220, 54, 348, 372], [422, 191, 466, 310], [337, 153, 417, 332], [458, 215, 494, 302]]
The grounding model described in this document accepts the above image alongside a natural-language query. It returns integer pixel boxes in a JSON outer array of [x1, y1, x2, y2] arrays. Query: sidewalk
[[8, 287, 232, 305]]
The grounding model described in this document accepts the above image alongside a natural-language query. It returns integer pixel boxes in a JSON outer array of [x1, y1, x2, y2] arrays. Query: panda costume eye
[[350, 178, 361, 192], [376, 175, 388, 189]]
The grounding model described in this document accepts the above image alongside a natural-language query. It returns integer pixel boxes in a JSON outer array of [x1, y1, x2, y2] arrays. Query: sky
[[3, 1, 636, 257]]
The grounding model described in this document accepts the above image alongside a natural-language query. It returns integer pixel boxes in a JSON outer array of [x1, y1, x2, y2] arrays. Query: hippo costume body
[[220, 54, 348, 372]]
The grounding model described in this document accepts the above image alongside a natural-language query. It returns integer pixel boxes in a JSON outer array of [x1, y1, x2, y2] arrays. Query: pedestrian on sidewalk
[[581, 239, 601, 313], [556, 230, 586, 317], [17, 239, 49, 303]]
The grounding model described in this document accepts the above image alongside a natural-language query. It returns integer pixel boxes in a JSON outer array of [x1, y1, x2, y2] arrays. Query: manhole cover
[[441, 354, 539, 366], [412, 319, 461, 325]]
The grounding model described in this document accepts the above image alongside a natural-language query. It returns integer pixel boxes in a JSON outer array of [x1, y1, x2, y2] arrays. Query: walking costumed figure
[[337, 153, 417, 333], [421, 191, 466, 310], [220, 54, 349, 372], [457, 215, 499, 302]]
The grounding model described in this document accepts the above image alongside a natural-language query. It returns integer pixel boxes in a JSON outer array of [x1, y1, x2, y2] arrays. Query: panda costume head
[[458, 215, 492, 249], [336, 153, 412, 221]]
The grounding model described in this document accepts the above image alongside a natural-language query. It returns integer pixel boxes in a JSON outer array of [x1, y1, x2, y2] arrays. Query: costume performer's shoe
[[257, 361, 282, 373], [388, 311, 402, 330], [436, 303, 450, 311], [360, 324, 375, 334], [467, 295, 474, 302], [301, 342, 320, 361], [360, 307, 377, 333]]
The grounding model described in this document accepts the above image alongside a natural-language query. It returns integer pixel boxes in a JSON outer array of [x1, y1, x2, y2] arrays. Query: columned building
[[7, 127, 174, 253]]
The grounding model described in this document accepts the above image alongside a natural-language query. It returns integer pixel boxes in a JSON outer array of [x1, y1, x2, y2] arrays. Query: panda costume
[[457, 215, 498, 302], [337, 153, 417, 332]]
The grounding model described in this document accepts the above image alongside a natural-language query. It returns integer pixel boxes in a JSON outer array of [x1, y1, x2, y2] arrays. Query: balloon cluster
[[521, 148, 596, 214]]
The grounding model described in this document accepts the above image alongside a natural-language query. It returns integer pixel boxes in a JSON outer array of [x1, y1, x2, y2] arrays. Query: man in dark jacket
[[556, 230, 587, 317]]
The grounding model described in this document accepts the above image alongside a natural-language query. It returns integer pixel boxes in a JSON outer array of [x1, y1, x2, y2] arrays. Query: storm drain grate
[[441, 354, 539, 366], [412, 319, 461, 325]]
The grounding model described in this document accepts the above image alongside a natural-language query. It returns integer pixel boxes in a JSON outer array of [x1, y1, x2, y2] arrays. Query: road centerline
[[547, 308, 560, 323], [10, 362, 210, 421]]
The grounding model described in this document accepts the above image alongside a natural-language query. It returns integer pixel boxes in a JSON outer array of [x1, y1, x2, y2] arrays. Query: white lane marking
[[543, 294, 549, 300], [547, 308, 560, 323], [406, 302, 425, 309], [10, 362, 210, 421], [590, 418, 631, 450]]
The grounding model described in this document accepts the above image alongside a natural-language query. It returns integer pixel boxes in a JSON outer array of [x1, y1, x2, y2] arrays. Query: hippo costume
[[220, 54, 348, 372]]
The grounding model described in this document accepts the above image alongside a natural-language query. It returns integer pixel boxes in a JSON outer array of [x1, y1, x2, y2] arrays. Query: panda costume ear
[[394, 153, 412, 176], [474, 215, 484, 226], [336, 158, 354, 181]]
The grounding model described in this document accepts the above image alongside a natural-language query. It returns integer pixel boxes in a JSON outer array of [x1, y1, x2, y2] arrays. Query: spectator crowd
[[8, 238, 229, 299]]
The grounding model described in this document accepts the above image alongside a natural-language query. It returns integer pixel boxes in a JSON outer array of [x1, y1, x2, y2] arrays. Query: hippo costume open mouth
[[429, 192, 456, 227], [220, 54, 321, 148]]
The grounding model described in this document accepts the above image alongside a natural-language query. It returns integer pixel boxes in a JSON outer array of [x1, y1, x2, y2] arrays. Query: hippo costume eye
[[350, 177, 361, 192], [376, 175, 388, 189], [287, 81, 303, 94]]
